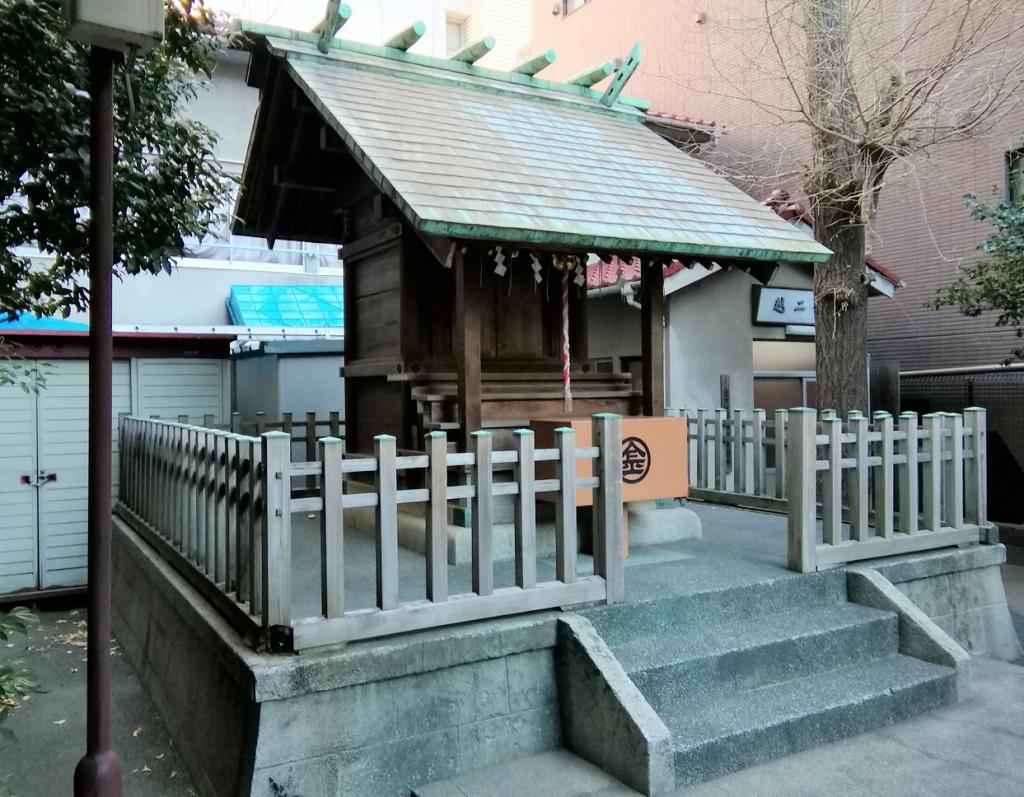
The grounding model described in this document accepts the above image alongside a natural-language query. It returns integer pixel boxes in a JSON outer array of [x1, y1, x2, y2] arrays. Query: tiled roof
[[243, 34, 831, 264], [585, 257, 686, 289], [763, 190, 905, 285]]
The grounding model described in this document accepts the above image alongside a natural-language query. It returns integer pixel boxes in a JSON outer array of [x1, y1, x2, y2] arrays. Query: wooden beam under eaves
[[601, 42, 641, 107], [273, 165, 338, 194]]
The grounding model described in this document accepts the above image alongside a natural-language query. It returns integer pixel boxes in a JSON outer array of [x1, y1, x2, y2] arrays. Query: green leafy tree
[[0, 0, 234, 320], [0, 607, 38, 742], [930, 187, 1024, 362]]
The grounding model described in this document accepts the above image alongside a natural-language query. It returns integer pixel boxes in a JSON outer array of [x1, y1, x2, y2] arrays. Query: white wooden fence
[[117, 414, 625, 651], [675, 408, 789, 501], [787, 408, 987, 572]]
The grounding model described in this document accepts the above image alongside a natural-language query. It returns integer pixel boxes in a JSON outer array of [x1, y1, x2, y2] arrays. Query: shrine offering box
[[530, 416, 689, 507]]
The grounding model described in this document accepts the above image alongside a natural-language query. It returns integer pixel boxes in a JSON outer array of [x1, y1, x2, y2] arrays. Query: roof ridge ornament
[[568, 61, 615, 87], [314, 1, 352, 54], [384, 21, 427, 52], [513, 49, 557, 76], [601, 42, 641, 107], [450, 36, 495, 64]]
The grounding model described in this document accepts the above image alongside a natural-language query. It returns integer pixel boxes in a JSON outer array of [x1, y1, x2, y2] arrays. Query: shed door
[[0, 382, 39, 593], [35, 361, 131, 588], [133, 358, 228, 422]]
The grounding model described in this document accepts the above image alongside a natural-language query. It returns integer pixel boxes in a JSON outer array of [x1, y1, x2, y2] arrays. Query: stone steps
[[669, 654, 956, 786], [584, 570, 847, 647], [585, 572, 958, 789], [615, 603, 898, 717]]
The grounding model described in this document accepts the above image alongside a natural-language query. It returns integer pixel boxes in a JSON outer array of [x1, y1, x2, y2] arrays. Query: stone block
[[507, 649, 557, 712], [555, 615, 675, 796], [847, 568, 971, 700], [255, 680, 397, 766], [457, 705, 561, 771], [251, 754, 342, 797], [338, 728, 460, 797], [394, 658, 509, 736]]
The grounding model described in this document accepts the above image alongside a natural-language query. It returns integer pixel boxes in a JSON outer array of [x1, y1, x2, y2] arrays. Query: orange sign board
[[530, 417, 689, 507]]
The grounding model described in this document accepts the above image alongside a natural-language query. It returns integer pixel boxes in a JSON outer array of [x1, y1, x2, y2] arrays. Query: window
[[1008, 148, 1024, 204], [446, 18, 464, 55], [562, 0, 592, 14]]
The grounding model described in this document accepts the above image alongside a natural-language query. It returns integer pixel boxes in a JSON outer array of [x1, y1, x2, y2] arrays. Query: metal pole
[[74, 45, 123, 797]]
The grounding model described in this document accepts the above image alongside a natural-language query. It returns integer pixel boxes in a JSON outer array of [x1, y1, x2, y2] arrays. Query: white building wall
[[465, 0, 533, 69]]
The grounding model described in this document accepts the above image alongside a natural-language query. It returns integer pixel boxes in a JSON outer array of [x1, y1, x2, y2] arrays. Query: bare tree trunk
[[804, 0, 871, 414], [811, 203, 869, 414]]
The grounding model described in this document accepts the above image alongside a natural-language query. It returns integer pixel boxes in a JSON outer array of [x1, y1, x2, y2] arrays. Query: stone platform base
[[861, 543, 1022, 661]]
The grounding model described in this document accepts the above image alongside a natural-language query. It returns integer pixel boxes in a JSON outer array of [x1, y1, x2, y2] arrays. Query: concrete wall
[[233, 355, 282, 420], [113, 519, 564, 797], [666, 269, 757, 412], [867, 545, 1023, 662], [233, 352, 345, 423], [279, 355, 345, 419]]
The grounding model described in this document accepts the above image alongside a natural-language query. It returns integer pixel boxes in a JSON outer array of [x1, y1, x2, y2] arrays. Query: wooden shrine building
[[233, 12, 830, 453]]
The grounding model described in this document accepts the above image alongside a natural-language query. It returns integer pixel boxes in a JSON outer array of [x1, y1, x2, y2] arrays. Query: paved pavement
[[0, 603, 196, 797]]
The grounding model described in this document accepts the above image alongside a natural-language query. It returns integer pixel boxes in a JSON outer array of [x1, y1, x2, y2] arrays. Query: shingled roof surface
[[249, 33, 831, 264]]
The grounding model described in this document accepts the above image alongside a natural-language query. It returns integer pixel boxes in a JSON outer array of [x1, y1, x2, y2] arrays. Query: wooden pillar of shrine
[[455, 247, 482, 450], [641, 262, 665, 417]]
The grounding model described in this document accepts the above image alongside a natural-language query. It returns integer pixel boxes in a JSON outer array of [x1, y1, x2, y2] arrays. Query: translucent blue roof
[[0, 312, 88, 331], [227, 285, 344, 328]]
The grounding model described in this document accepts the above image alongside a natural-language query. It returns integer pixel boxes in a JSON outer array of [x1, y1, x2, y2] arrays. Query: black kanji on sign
[[621, 436, 651, 484]]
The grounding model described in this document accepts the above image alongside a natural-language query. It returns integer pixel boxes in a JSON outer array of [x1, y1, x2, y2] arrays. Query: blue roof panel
[[0, 313, 88, 331], [227, 285, 344, 328]]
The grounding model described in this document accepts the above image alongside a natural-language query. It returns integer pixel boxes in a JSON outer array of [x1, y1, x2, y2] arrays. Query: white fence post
[[426, 431, 449, 602], [714, 408, 727, 490], [593, 413, 624, 603], [752, 409, 766, 496], [943, 413, 964, 529], [696, 408, 708, 488], [733, 409, 748, 494], [554, 426, 578, 585], [774, 409, 788, 499], [471, 430, 494, 597], [261, 431, 292, 627], [847, 412, 870, 541], [514, 429, 537, 591], [375, 434, 399, 610], [922, 413, 943, 532], [822, 413, 842, 546], [964, 407, 987, 526], [898, 412, 920, 535], [873, 412, 895, 538], [787, 408, 817, 573], [319, 436, 345, 618]]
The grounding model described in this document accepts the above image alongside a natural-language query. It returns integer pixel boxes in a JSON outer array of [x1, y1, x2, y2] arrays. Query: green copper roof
[[253, 33, 831, 264]]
